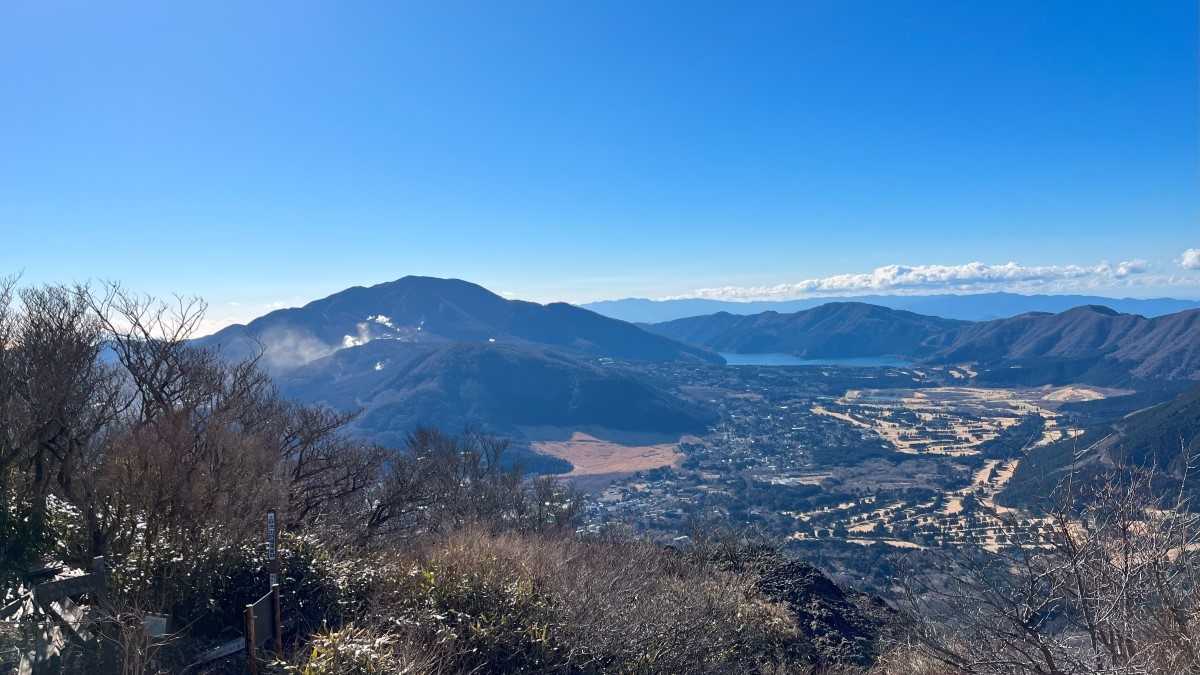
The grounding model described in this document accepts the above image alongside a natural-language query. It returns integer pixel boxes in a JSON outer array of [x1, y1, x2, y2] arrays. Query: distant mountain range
[[584, 292, 1200, 323], [645, 303, 966, 360], [645, 303, 1200, 386]]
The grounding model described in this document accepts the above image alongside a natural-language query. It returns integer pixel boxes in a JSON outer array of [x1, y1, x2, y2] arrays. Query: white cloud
[[1114, 259, 1149, 277], [666, 260, 1190, 302], [1181, 248, 1200, 270], [191, 314, 252, 337]]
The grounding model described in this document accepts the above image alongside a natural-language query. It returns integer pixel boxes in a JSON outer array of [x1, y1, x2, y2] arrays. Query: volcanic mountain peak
[[198, 276, 722, 370]]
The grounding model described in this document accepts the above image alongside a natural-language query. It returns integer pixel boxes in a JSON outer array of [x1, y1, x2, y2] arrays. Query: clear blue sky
[[2, 1, 1197, 331]]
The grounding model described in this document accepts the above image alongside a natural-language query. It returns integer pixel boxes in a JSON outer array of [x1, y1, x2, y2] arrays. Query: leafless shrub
[[1, 280, 392, 672], [362, 426, 581, 545], [0, 280, 123, 578], [899, 442, 1200, 675]]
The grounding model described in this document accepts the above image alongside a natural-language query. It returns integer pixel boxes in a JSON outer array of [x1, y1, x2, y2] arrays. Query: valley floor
[[562, 359, 1135, 593]]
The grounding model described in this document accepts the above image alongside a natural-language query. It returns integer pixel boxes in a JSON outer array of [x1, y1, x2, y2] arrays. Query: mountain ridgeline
[[200, 276, 722, 370], [196, 277, 720, 459], [927, 305, 1200, 384], [585, 292, 1200, 323], [644, 302, 966, 360], [645, 303, 1200, 385]]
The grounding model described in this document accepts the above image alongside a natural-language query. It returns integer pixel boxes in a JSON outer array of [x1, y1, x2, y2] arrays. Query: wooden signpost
[[246, 509, 283, 674], [266, 509, 278, 588], [197, 510, 288, 672]]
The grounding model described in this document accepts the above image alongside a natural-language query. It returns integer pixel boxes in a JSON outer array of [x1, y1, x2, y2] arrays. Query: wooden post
[[91, 556, 111, 614], [245, 603, 257, 675], [272, 584, 282, 659]]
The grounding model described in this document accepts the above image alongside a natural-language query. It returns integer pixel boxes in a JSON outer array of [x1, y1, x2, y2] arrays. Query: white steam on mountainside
[[342, 322, 374, 348], [669, 259, 1198, 302], [342, 316, 411, 348], [257, 326, 337, 370]]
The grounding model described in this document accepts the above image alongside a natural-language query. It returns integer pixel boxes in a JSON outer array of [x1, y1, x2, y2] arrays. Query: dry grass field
[[794, 380, 1122, 549], [811, 383, 1112, 458], [521, 426, 693, 477]]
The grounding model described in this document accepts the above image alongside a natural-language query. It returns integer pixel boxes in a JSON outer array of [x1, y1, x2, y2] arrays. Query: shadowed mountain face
[[999, 383, 1200, 511], [929, 306, 1200, 384], [644, 303, 967, 359], [276, 341, 716, 448], [1112, 384, 1200, 476], [198, 276, 722, 371]]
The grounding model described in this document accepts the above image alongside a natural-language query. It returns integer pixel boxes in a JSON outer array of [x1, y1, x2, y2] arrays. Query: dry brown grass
[[309, 526, 807, 675], [521, 426, 690, 476], [1040, 384, 1127, 402], [815, 387, 1059, 457], [867, 645, 964, 675]]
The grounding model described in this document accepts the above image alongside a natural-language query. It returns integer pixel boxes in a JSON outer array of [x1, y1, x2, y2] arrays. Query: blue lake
[[718, 353, 913, 368]]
